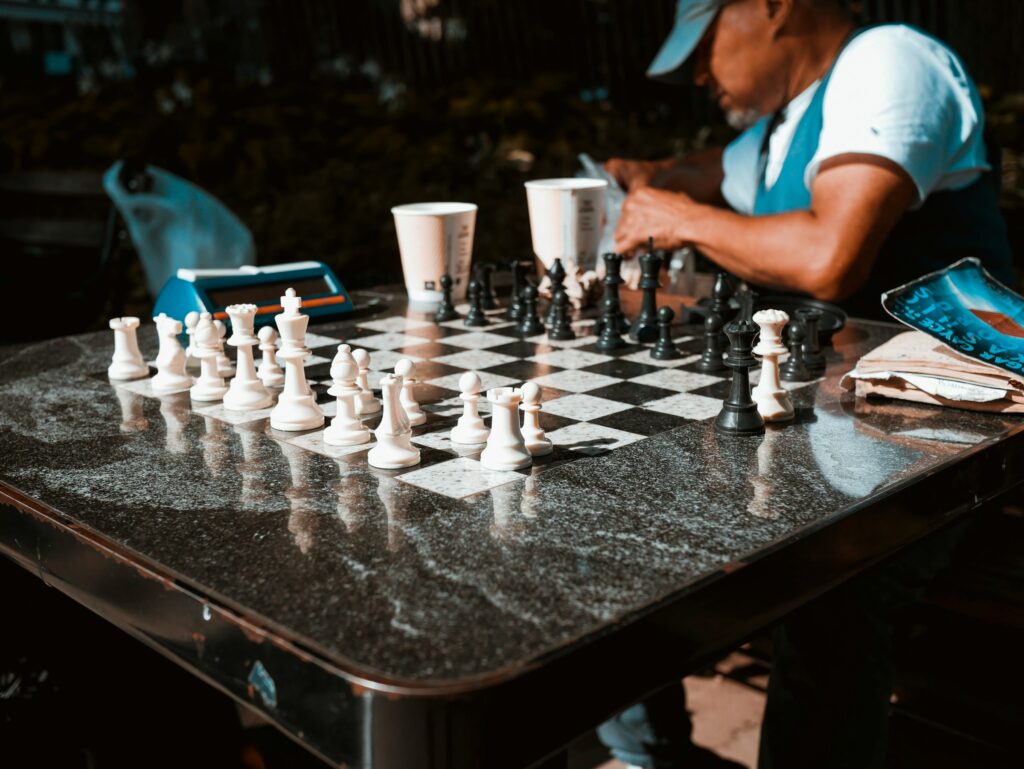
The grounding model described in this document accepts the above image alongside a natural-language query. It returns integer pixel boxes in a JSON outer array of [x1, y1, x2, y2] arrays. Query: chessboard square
[[574, 341, 646, 358], [644, 392, 722, 420], [591, 407, 692, 436], [305, 354, 331, 367], [483, 359, 563, 382], [410, 427, 459, 451], [630, 368, 725, 392], [425, 395, 491, 416], [525, 333, 600, 349], [687, 381, 733, 400], [357, 316, 434, 333], [396, 342, 466, 359], [620, 349, 702, 369], [284, 429, 375, 458], [527, 348, 613, 369], [488, 340, 554, 359], [115, 378, 164, 397], [433, 349, 519, 370], [192, 402, 275, 425], [303, 332, 344, 349], [366, 350, 426, 372], [426, 371, 519, 393], [675, 338, 706, 354], [354, 332, 427, 350], [541, 393, 633, 421], [397, 457, 523, 499], [532, 369, 621, 393], [581, 358, 661, 379], [586, 381, 677, 406], [442, 331, 520, 349], [544, 422, 645, 456]]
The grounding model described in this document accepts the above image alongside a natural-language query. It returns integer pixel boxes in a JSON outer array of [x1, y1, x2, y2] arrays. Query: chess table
[[2, 285, 1023, 769]]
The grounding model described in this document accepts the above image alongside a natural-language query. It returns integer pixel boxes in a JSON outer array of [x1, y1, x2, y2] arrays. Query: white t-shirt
[[720, 25, 989, 215]]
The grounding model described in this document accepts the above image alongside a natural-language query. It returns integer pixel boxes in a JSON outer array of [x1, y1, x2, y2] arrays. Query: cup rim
[[523, 178, 608, 191], [391, 202, 478, 216]]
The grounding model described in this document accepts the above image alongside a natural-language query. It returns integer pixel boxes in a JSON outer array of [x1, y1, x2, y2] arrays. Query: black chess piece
[[434, 274, 460, 322], [714, 319, 765, 436], [517, 284, 545, 335], [596, 293, 627, 350], [505, 260, 528, 321], [596, 252, 630, 336], [651, 306, 681, 360], [547, 290, 575, 341], [779, 319, 813, 382], [464, 279, 489, 327], [696, 273, 733, 373], [544, 258, 568, 326], [796, 308, 826, 374], [736, 287, 757, 323], [474, 263, 499, 310], [629, 239, 662, 343]]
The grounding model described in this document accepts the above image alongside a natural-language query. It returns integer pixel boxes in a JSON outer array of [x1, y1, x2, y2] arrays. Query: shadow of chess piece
[[714, 319, 765, 437], [235, 425, 271, 508], [279, 440, 319, 555]]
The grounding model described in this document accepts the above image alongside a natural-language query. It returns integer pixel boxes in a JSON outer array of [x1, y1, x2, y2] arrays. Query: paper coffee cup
[[524, 178, 607, 274], [392, 202, 477, 306]]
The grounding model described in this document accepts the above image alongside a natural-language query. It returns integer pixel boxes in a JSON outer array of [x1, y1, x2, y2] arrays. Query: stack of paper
[[841, 331, 1024, 413]]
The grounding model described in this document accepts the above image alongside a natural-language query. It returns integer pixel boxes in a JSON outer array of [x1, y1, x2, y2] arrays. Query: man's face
[[693, 0, 788, 127]]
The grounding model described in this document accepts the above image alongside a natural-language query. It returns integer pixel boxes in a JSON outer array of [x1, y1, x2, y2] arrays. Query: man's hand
[[603, 158, 673, 191], [614, 186, 699, 254]]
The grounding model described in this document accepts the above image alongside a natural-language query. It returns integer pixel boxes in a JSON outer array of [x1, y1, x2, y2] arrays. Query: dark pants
[[597, 523, 969, 769]]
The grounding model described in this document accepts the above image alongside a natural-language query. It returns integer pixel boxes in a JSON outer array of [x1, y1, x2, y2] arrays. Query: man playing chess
[[607, 0, 1015, 322], [598, 1, 1012, 767]]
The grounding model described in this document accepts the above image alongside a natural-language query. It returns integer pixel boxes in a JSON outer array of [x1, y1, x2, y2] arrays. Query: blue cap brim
[[646, 5, 717, 80]]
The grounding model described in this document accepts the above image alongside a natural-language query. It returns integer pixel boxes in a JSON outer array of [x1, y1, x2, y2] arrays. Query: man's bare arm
[[604, 147, 726, 205], [614, 155, 918, 302]]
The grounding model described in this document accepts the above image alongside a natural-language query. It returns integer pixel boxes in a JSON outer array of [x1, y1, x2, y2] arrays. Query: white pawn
[[108, 316, 149, 380], [151, 313, 192, 392], [223, 304, 273, 411], [450, 371, 490, 445], [368, 373, 421, 469], [480, 387, 532, 471], [324, 345, 372, 446], [751, 309, 794, 423], [520, 381, 552, 456], [394, 358, 426, 426], [190, 312, 229, 401], [184, 311, 200, 367], [352, 348, 382, 416], [257, 326, 284, 387], [213, 319, 235, 378], [269, 288, 324, 431]]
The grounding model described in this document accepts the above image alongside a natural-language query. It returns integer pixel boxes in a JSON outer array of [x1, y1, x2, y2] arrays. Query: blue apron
[[752, 25, 1015, 320]]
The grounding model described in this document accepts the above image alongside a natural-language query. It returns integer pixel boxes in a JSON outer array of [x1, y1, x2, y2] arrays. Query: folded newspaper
[[841, 331, 1024, 413]]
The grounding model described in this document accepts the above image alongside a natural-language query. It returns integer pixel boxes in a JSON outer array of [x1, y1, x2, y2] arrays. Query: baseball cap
[[647, 0, 721, 80]]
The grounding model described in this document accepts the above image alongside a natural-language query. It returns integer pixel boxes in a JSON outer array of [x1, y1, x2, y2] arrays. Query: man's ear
[[764, 0, 796, 35]]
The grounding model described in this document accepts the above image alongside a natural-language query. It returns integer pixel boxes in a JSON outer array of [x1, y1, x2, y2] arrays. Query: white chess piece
[[519, 381, 552, 456], [224, 304, 273, 411], [324, 345, 372, 446], [450, 371, 490, 445], [480, 387, 532, 471], [213, 319, 235, 378], [107, 316, 149, 380], [190, 312, 229, 401], [257, 326, 284, 387], [368, 373, 421, 469], [352, 348, 382, 416], [184, 310, 200, 367], [394, 358, 426, 426], [751, 309, 794, 423], [151, 313, 192, 392], [269, 288, 325, 431]]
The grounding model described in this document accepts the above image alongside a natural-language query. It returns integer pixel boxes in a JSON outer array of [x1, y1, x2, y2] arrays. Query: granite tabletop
[[1, 288, 1020, 692]]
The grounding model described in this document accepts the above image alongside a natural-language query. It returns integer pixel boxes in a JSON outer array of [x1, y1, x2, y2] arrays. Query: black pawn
[[544, 258, 568, 326], [696, 273, 733, 373], [506, 260, 528, 321], [547, 290, 575, 341], [464, 279, 489, 327], [651, 306, 681, 360], [434, 274, 459, 322], [797, 308, 826, 374], [629, 240, 662, 343], [596, 293, 627, 350], [714, 319, 765, 437], [780, 319, 813, 382], [517, 284, 544, 335], [474, 263, 499, 310]]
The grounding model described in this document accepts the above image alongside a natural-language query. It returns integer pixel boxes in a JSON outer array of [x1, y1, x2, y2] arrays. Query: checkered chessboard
[[107, 305, 814, 501]]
